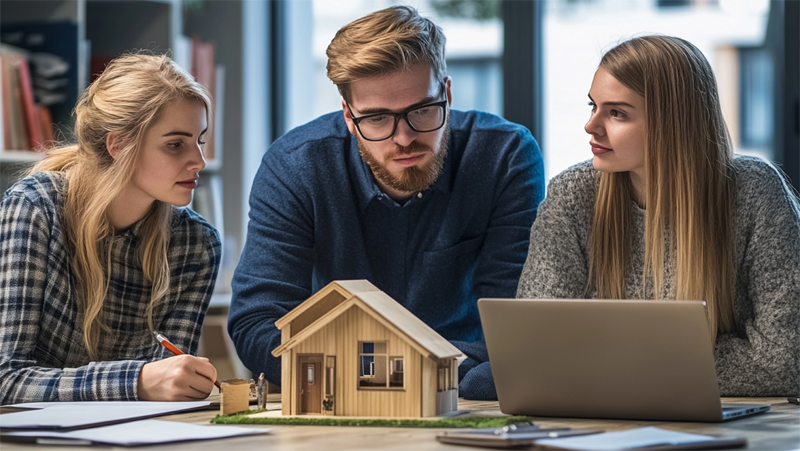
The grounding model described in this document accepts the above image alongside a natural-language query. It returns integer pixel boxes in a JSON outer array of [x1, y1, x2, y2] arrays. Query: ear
[[105, 133, 121, 160], [444, 76, 453, 106], [341, 99, 358, 136]]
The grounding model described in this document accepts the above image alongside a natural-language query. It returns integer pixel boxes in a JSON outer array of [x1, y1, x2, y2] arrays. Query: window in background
[[739, 47, 774, 151], [542, 0, 771, 180], [280, 0, 503, 135]]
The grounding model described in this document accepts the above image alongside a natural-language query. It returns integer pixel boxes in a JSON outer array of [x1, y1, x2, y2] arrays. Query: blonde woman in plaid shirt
[[0, 54, 221, 404]]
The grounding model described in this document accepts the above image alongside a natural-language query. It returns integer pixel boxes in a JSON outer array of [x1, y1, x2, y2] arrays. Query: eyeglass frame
[[345, 83, 450, 142]]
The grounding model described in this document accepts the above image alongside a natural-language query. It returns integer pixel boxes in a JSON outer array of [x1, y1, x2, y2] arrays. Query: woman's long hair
[[29, 53, 211, 359], [587, 36, 735, 340]]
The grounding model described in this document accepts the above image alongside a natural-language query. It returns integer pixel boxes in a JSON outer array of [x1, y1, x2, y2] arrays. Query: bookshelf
[[0, 0, 263, 382], [1, 0, 226, 254]]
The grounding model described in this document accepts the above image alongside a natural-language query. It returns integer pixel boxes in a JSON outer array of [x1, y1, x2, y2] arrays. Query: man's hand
[[137, 355, 218, 401]]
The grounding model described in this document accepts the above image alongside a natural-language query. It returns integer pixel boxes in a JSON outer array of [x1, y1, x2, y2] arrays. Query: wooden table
[[1, 397, 797, 450]]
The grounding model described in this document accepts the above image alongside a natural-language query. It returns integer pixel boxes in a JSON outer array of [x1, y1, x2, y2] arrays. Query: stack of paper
[[0, 401, 212, 430], [0, 401, 268, 447], [3, 420, 267, 446]]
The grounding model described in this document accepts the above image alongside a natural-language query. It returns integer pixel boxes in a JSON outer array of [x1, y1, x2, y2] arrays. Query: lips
[[393, 153, 426, 167], [176, 179, 197, 189], [590, 142, 612, 155]]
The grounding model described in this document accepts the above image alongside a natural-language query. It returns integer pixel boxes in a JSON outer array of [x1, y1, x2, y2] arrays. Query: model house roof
[[272, 280, 463, 360]]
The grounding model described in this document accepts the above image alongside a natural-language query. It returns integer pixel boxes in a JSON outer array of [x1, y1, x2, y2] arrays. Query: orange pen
[[154, 332, 222, 389]]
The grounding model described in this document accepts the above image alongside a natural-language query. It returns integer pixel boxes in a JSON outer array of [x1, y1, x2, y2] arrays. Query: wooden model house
[[272, 280, 463, 418]]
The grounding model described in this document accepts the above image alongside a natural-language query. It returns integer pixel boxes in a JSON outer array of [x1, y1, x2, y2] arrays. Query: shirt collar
[[114, 205, 178, 239], [115, 217, 145, 239]]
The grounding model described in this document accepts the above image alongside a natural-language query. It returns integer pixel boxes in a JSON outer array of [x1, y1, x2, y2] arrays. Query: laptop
[[478, 298, 770, 422]]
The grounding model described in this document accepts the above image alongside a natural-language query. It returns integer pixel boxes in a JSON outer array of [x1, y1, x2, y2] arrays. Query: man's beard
[[358, 122, 449, 194]]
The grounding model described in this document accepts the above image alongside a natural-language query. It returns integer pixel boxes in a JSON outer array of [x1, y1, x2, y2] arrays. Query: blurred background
[[1, 0, 797, 380]]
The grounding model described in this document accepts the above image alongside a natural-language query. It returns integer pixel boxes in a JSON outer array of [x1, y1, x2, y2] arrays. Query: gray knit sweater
[[517, 156, 800, 396]]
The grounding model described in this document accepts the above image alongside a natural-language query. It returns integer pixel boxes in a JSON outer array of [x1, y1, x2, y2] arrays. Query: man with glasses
[[229, 5, 544, 399]]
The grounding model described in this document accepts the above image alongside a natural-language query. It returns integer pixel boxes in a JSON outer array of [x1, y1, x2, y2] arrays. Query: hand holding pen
[[155, 333, 222, 390], [135, 332, 219, 401]]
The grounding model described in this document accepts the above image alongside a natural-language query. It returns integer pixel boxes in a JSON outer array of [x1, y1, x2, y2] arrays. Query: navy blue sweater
[[229, 110, 544, 390]]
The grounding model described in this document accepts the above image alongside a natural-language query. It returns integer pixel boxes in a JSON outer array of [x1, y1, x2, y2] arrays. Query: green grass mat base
[[211, 410, 530, 428]]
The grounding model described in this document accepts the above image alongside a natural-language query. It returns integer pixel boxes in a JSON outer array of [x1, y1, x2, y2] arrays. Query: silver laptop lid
[[478, 299, 726, 422]]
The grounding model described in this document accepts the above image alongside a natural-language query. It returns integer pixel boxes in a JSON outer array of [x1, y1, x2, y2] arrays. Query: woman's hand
[[137, 354, 218, 401]]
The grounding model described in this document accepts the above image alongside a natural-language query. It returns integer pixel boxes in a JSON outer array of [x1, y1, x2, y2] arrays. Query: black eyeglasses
[[346, 93, 448, 142]]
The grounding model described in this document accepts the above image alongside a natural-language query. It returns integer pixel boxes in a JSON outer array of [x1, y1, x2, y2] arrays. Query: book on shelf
[[212, 64, 225, 166], [38, 103, 54, 144], [190, 36, 216, 161], [1, 47, 26, 151], [0, 45, 56, 152], [16, 54, 45, 150], [89, 54, 115, 83], [173, 35, 191, 80]]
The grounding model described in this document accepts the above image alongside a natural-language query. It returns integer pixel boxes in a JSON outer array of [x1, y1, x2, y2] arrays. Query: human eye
[[410, 106, 432, 117], [198, 133, 207, 145], [166, 141, 184, 150], [610, 109, 626, 118], [588, 101, 597, 112], [364, 114, 391, 126]]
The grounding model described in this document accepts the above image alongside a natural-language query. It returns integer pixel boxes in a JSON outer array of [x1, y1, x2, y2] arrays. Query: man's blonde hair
[[326, 5, 447, 102]]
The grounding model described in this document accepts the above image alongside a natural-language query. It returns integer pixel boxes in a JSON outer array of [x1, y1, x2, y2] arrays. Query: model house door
[[299, 356, 322, 414]]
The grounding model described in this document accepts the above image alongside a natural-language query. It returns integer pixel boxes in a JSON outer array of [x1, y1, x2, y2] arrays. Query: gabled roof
[[274, 279, 379, 331], [272, 280, 462, 360]]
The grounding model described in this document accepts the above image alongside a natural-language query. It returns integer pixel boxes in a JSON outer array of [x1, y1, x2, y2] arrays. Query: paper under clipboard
[[0, 401, 214, 431], [1, 419, 269, 446], [534, 427, 746, 450]]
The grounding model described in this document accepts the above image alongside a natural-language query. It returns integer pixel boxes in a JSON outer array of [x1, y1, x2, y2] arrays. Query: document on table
[[534, 427, 746, 450], [1, 419, 269, 446], [0, 401, 212, 430]]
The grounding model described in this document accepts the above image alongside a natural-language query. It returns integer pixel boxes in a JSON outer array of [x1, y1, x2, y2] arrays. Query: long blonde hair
[[30, 53, 211, 359], [587, 36, 735, 340]]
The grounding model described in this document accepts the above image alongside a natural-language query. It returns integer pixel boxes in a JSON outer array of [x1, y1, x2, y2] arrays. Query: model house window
[[307, 364, 314, 385], [358, 342, 402, 389], [389, 357, 404, 388]]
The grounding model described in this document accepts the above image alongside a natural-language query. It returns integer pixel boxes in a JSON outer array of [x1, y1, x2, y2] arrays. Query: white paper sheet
[[0, 401, 211, 429], [4, 419, 269, 446], [535, 427, 717, 451]]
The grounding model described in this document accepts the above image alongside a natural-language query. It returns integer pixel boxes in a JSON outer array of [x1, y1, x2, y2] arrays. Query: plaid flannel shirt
[[0, 172, 221, 404]]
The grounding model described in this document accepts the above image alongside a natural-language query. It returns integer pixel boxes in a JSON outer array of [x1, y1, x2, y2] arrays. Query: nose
[[391, 117, 418, 148], [585, 113, 603, 137], [189, 141, 207, 172]]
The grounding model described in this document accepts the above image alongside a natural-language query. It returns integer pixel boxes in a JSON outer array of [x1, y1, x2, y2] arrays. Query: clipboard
[[436, 426, 747, 450], [436, 428, 603, 448]]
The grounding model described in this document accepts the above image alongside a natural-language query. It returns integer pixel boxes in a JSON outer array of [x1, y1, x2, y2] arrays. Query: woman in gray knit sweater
[[517, 35, 799, 397]]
